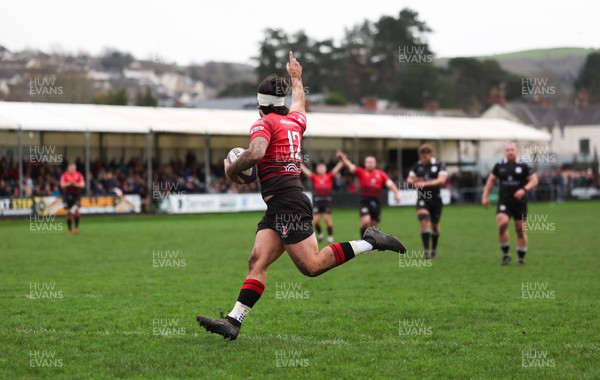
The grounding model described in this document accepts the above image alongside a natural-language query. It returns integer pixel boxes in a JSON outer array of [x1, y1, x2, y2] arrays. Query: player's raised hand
[[336, 150, 346, 159], [286, 51, 302, 78]]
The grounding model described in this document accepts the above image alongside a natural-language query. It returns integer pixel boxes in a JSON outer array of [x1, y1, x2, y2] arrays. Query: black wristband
[[522, 188, 528, 193]]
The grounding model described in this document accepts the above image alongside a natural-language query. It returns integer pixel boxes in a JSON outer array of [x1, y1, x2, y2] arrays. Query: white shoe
[[327, 236, 334, 244], [317, 234, 324, 242]]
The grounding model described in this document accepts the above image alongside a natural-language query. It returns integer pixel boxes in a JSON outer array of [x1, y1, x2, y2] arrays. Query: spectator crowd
[[0, 153, 597, 204]]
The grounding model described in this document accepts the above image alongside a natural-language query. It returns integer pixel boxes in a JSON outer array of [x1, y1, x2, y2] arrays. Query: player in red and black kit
[[336, 151, 401, 237], [300, 161, 343, 243], [60, 163, 85, 234], [196, 52, 406, 340]]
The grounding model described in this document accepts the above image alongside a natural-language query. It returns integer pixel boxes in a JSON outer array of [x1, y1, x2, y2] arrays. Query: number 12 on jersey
[[287, 130, 302, 160]]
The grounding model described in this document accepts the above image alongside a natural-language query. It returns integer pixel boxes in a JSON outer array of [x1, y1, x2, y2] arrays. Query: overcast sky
[[2, 0, 598, 65]]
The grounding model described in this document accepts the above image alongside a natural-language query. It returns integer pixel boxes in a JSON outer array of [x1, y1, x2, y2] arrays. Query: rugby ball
[[226, 147, 258, 184]]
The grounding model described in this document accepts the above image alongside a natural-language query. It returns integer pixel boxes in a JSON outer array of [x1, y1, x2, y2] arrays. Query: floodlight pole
[[474, 140, 482, 197], [18, 129, 23, 197], [396, 137, 403, 183], [456, 140, 462, 173], [84, 130, 91, 195], [353, 136, 359, 165], [147, 132, 153, 204], [204, 133, 210, 190]]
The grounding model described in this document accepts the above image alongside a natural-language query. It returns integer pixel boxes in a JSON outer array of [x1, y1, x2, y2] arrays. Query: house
[[482, 102, 600, 166]]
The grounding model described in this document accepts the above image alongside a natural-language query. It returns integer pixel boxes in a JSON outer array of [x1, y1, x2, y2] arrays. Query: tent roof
[[0, 101, 551, 141]]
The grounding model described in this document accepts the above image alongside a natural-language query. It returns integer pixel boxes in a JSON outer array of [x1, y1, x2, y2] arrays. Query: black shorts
[[63, 194, 81, 209], [359, 197, 381, 222], [257, 190, 314, 245], [313, 197, 332, 214], [416, 197, 443, 224], [497, 200, 528, 221]]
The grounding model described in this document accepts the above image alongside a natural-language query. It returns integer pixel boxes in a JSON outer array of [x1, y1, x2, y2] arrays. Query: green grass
[[1, 202, 599, 379]]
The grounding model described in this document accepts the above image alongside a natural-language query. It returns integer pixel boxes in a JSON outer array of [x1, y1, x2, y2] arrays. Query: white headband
[[257, 93, 285, 107]]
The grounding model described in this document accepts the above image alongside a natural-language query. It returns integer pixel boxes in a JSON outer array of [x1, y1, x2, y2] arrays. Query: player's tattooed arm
[[336, 150, 356, 173], [225, 137, 268, 182], [286, 51, 305, 115], [481, 174, 496, 208]]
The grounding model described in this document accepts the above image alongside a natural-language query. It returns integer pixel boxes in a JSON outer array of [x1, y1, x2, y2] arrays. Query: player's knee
[[303, 265, 322, 278], [516, 227, 525, 238], [498, 222, 508, 233], [295, 261, 318, 277]]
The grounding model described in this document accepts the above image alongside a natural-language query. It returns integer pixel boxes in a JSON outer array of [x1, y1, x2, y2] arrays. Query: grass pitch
[[1, 201, 599, 379]]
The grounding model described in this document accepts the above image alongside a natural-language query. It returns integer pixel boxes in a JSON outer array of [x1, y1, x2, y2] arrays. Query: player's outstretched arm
[[300, 163, 312, 177], [336, 150, 356, 174], [331, 161, 344, 175], [481, 174, 496, 208], [225, 137, 268, 183], [286, 51, 305, 115], [386, 179, 401, 203]]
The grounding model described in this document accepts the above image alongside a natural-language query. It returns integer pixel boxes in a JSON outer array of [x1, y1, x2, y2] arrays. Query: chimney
[[577, 90, 589, 110]]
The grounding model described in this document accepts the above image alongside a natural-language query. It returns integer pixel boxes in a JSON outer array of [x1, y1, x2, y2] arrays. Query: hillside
[[436, 47, 598, 81]]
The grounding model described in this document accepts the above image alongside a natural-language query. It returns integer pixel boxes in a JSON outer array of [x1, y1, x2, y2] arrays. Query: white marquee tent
[[0, 101, 551, 195]]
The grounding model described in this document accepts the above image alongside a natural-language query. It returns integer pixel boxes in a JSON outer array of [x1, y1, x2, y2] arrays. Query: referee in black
[[482, 141, 538, 265]]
